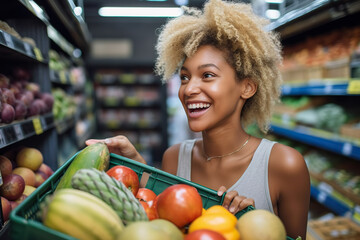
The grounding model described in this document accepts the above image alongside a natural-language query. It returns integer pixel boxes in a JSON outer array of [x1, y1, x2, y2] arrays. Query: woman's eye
[[203, 72, 215, 78], [180, 75, 189, 82]]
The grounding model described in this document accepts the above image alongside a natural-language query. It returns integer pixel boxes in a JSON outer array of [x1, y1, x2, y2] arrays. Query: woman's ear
[[241, 79, 257, 99]]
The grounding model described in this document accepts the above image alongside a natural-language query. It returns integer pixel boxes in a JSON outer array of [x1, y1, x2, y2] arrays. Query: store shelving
[[93, 70, 168, 166], [0, 0, 92, 236], [268, 0, 360, 226], [310, 185, 353, 217], [0, 30, 45, 63], [0, 114, 54, 149], [268, 0, 360, 40], [270, 124, 360, 160], [281, 80, 360, 96]]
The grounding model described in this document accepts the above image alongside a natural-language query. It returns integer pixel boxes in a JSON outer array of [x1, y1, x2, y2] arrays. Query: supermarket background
[[1, 0, 360, 239]]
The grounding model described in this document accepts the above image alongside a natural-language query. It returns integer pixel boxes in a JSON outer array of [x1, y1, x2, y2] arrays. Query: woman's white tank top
[[176, 138, 275, 213]]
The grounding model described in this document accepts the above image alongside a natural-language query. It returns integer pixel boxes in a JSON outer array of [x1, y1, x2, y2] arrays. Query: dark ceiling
[[82, 0, 251, 67]]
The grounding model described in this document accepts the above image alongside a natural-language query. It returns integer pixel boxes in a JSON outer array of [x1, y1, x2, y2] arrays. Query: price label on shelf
[[23, 42, 33, 56], [41, 116, 47, 130], [324, 84, 333, 94], [33, 47, 43, 61], [33, 118, 43, 135], [13, 124, 24, 139], [3, 32, 15, 49], [347, 80, 360, 94], [341, 142, 353, 156], [0, 129, 6, 148], [318, 182, 333, 195], [317, 191, 327, 203]]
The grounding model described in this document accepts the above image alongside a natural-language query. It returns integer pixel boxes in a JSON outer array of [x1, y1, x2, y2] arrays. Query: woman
[[87, 0, 310, 239]]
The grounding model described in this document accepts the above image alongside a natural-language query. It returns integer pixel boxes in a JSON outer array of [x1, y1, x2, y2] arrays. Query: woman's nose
[[183, 78, 201, 96]]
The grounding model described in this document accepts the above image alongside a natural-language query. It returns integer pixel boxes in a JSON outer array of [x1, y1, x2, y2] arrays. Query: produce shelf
[[311, 185, 353, 217], [267, 0, 360, 39], [281, 81, 360, 96], [49, 69, 72, 86], [99, 99, 161, 109], [0, 113, 54, 149], [0, 30, 46, 63], [54, 114, 76, 135], [270, 124, 360, 161]]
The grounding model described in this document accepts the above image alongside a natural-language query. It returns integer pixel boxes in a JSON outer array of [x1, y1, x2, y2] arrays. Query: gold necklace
[[203, 135, 251, 161]]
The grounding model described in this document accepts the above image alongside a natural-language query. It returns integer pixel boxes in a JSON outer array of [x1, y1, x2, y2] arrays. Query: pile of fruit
[[0, 147, 54, 222], [33, 143, 289, 240], [52, 88, 76, 121], [0, 68, 54, 124]]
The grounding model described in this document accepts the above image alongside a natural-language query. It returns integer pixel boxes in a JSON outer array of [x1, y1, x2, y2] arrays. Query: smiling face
[[179, 45, 246, 133]]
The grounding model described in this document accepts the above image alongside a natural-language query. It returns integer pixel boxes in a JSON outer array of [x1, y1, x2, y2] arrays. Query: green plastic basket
[[9, 152, 294, 240]]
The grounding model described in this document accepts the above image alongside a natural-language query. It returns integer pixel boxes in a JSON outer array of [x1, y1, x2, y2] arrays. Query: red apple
[[140, 200, 159, 221], [38, 163, 54, 178], [34, 170, 48, 187], [1, 196, 12, 222], [0, 155, 13, 177], [0, 174, 25, 201], [136, 188, 157, 203], [106, 166, 140, 196], [185, 230, 226, 240], [156, 184, 203, 228]]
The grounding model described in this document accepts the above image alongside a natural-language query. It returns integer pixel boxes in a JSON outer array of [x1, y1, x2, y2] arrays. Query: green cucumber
[[55, 142, 110, 190]]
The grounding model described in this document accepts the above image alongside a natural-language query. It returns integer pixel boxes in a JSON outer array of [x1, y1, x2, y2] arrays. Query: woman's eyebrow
[[180, 66, 188, 71], [181, 63, 220, 71], [198, 63, 220, 70]]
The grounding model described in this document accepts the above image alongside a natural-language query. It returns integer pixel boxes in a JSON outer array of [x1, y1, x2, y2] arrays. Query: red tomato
[[136, 188, 157, 202], [156, 184, 203, 228], [139, 200, 159, 220], [185, 229, 226, 240], [106, 166, 139, 196]]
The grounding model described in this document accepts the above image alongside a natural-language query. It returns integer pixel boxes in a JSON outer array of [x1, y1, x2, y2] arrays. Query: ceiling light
[[265, 0, 284, 3], [266, 9, 281, 19], [74, 7, 83, 16], [98, 7, 183, 17]]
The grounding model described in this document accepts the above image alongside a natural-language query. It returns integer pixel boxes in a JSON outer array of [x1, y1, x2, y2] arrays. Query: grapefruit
[[236, 209, 286, 240], [16, 147, 43, 171]]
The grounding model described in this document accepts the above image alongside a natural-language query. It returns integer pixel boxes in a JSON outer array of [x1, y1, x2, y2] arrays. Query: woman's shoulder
[[162, 140, 190, 174], [269, 141, 308, 176]]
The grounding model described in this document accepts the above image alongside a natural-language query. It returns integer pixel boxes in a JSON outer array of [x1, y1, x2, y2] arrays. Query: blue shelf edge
[[281, 83, 353, 96], [311, 185, 352, 216], [270, 124, 360, 161]]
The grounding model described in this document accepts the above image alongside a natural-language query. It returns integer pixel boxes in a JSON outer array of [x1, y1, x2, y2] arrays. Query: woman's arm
[[270, 144, 311, 240], [161, 144, 181, 175]]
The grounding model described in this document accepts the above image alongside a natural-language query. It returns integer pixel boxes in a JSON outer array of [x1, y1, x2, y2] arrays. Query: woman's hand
[[85, 135, 146, 164], [217, 186, 255, 214]]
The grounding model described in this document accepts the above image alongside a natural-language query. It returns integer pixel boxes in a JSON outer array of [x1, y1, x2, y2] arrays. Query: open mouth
[[187, 103, 211, 113]]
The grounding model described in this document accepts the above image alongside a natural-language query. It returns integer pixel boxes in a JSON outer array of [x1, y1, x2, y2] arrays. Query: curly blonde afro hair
[[155, 0, 283, 133]]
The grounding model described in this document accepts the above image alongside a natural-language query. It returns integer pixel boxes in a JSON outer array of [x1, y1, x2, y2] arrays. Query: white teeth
[[188, 103, 210, 109]]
